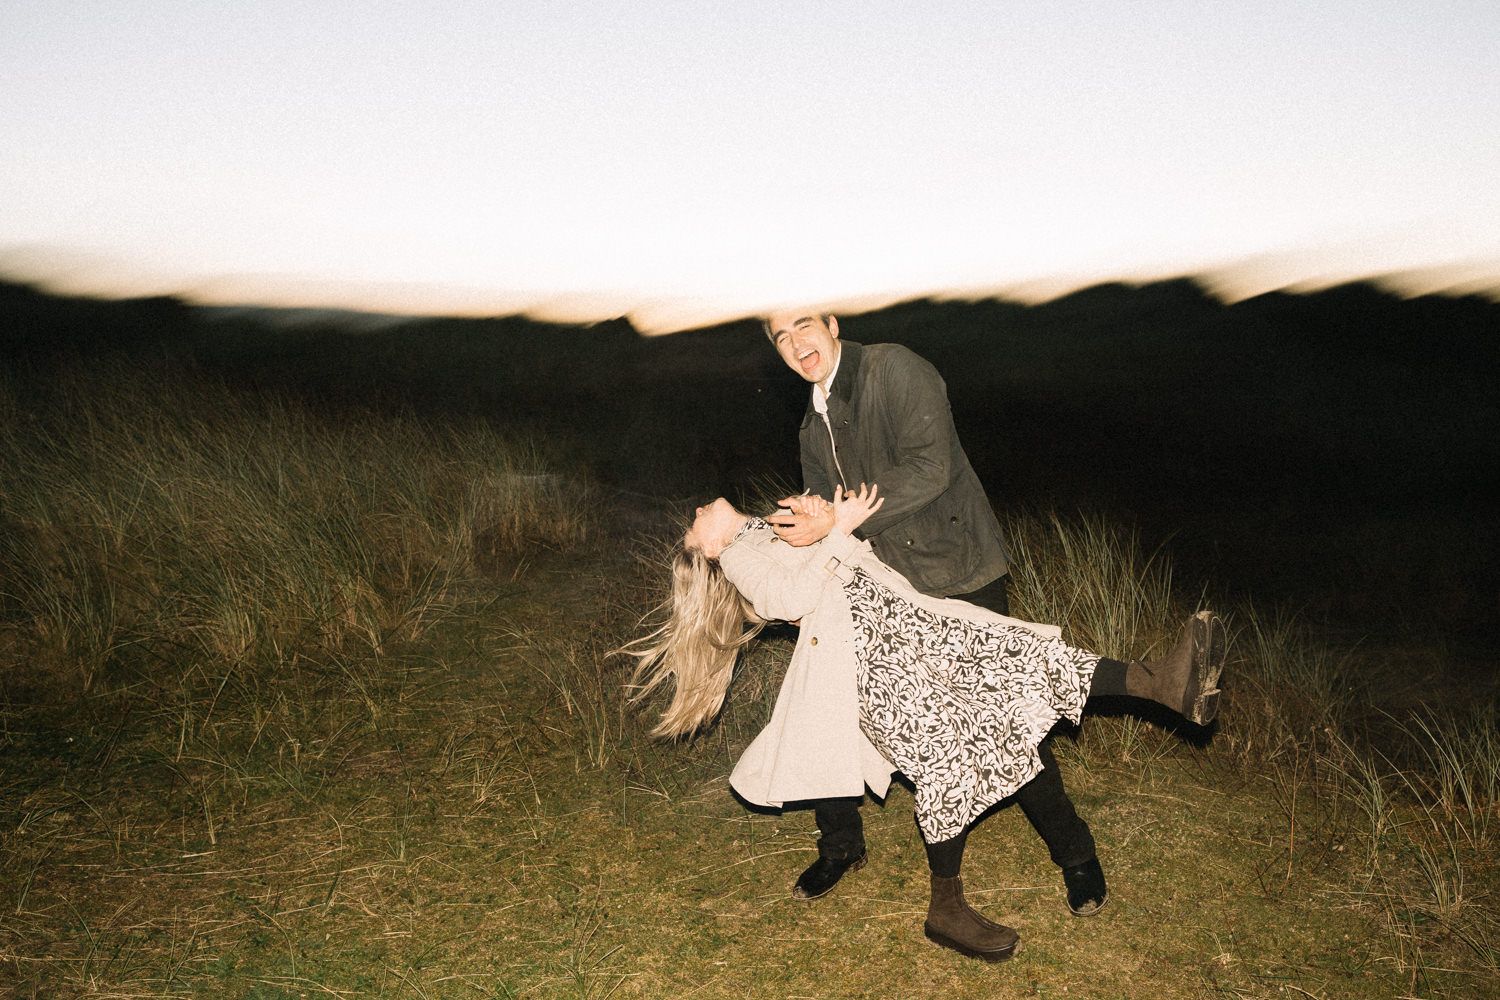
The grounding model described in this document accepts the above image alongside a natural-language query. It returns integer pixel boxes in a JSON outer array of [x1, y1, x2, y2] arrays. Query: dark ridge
[[4, 274, 1498, 638]]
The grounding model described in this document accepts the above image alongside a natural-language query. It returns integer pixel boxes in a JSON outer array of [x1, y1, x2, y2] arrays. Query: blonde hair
[[616, 545, 765, 738]]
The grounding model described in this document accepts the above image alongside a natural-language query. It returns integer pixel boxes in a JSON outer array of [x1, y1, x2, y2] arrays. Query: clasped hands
[[767, 483, 884, 547]]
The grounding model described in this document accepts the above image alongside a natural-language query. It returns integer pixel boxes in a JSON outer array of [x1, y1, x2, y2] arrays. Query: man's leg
[[954, 576, 1106, 913], [961, 577, 1093, 867], [1012, 737, 1108, 915], [958, 574, 1010, 617], [792, 796, 866, 900], [1013, 738, 1095, 869], [814, 796, 865, 860]]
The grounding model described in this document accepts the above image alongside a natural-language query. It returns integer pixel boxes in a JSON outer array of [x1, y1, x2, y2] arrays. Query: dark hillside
[[4, 276, 1497, 641]]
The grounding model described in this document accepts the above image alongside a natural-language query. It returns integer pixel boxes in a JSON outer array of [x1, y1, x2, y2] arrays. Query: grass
[[1, 359, 592, 692], [1, 361, 1496, 998]]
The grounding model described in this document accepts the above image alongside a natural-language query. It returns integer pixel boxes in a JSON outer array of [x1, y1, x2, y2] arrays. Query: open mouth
[[797, 349, 819, 373]]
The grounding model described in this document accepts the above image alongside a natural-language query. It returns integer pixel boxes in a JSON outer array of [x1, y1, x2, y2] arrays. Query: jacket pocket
[[879, 491, 978, 593]]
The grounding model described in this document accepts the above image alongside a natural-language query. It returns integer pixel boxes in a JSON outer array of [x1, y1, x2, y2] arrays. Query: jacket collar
[[801, 340, 863, 427]]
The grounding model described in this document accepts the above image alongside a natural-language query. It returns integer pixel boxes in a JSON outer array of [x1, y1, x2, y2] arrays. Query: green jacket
[[798, 339, 1009, 597]]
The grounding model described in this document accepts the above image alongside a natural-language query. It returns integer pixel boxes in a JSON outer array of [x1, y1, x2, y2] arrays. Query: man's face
[[766, 310, 840, 385]]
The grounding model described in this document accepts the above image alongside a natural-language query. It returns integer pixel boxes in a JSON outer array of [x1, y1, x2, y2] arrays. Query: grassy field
[[2, 363, 1497, 998]]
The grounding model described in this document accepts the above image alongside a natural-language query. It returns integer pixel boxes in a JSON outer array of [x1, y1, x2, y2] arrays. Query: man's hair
[[762, 313, 832, 343]]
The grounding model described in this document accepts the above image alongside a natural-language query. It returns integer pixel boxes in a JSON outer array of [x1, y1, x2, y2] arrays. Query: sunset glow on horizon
[[3, 1, 1497, 333]]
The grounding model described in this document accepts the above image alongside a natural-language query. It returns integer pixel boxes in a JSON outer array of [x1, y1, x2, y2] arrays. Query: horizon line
[[3, 244, 1498, 336]]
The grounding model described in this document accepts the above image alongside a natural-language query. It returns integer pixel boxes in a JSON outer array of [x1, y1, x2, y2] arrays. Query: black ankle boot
[[1062, 856, 1108, 916], [924, 875, 1020, 961], [792, 849, 866, 900]]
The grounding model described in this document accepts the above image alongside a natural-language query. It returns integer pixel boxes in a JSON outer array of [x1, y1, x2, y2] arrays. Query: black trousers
[[811, 573, 1096, 871]]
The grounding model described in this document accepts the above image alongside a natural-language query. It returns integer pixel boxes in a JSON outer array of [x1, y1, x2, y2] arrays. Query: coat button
[[810, 637, 819, 646], [951, 516, 959, 524], [905, 538, 914, 546]]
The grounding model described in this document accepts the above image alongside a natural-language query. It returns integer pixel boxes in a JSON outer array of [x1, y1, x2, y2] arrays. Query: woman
[[621, 486, 1224, 962]]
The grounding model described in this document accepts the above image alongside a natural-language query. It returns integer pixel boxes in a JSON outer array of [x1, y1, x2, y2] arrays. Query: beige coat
[[720, 525, 1062, 809]]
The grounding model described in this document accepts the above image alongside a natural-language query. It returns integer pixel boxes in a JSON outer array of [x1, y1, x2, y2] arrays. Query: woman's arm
[[720, 488, 883, 621], [719, 532, 845, 622]]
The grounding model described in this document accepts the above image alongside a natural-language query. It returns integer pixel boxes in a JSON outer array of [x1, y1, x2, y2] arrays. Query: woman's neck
[[703, 515, 751, 560]]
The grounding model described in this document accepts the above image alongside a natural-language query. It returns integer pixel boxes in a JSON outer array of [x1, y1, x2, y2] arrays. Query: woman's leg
[[1088, 657, 1130, 696], [921, 822, 1019, 961], [1085, 611, 1226, 725], [923, 825, 968, 878]]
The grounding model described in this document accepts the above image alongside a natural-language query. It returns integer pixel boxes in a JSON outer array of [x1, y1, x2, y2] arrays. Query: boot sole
[[1068, 892, 1110, 917], [923, 924, 1020, 962], [1187, 611, 1226, 726]]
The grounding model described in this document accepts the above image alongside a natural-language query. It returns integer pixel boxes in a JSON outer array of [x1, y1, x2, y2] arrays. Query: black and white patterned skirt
[[844, 568, 1098, 842]]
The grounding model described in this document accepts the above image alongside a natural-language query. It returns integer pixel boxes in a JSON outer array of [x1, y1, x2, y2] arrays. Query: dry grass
[[0, 360, 594, 697], [0, 363, 1495, 998]]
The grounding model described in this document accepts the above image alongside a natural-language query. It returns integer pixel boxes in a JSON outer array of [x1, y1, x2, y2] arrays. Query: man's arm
[[801, 448, 835, 504], [766, 491, 835, 547], [845, 349, 954, 539], [771, 417, 838, 546], [775, 349, 957, 547]]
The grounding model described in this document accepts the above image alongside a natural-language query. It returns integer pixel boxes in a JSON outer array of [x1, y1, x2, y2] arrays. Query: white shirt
[[811, 347, 847, 486], [811, 347, 842, 415]]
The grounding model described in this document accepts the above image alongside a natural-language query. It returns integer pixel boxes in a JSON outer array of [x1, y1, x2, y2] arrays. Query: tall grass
[[1001, 508, 1182, 656], [0, 358, 603, 995], [1212, 608, 1499, 987], [1, 357, 1493, 995], [0, 359, 594, 698]]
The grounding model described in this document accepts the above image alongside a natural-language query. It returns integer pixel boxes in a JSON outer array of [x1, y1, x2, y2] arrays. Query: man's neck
[[822, 341, 846, 392], [816, 342, 843, 397]]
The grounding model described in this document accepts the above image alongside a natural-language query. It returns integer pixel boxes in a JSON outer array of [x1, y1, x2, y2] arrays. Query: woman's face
[[684, 497, 743, 557]]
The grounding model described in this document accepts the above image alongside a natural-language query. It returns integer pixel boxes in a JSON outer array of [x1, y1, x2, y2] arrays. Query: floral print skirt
[[844, 568, 1097, 842]]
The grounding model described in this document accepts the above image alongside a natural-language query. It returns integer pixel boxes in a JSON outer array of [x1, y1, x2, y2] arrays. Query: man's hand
[[767, 493, 835, 547]]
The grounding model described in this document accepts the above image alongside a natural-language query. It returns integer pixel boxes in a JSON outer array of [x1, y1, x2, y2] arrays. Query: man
[[762, 308, 1106, 919]]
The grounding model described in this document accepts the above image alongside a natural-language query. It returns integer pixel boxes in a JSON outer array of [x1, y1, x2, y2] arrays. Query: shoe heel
[[1201, 614, 1226, 691]]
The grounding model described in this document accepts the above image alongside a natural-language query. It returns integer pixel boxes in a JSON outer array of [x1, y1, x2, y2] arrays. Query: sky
[[2, 1, 1498, 331]]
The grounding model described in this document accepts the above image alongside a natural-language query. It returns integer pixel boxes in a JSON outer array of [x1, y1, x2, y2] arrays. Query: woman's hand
[[832, 482, 884, 535]]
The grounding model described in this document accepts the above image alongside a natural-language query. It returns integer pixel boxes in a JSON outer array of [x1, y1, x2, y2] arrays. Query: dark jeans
[[813, 796, 866, 861], [1010, 734, 1096, 869], [924, 736, 1096, 875], [960, 574, 1011, 617], [812, 573, 1097, 872]]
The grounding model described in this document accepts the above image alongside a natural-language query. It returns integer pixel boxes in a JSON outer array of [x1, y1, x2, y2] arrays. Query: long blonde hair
[[616, 545, 765, 738]]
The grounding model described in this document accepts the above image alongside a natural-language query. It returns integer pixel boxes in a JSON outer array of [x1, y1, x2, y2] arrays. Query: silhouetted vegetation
[[6, 275, 1495, 641]]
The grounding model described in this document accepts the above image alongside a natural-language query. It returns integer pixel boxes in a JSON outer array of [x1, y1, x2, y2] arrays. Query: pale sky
[[3, 1, 1497, 331]]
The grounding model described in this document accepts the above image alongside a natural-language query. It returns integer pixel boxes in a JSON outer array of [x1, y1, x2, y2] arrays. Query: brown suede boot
[[923, 875, 1020, 962], [1128, 610, 1225, 725]]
